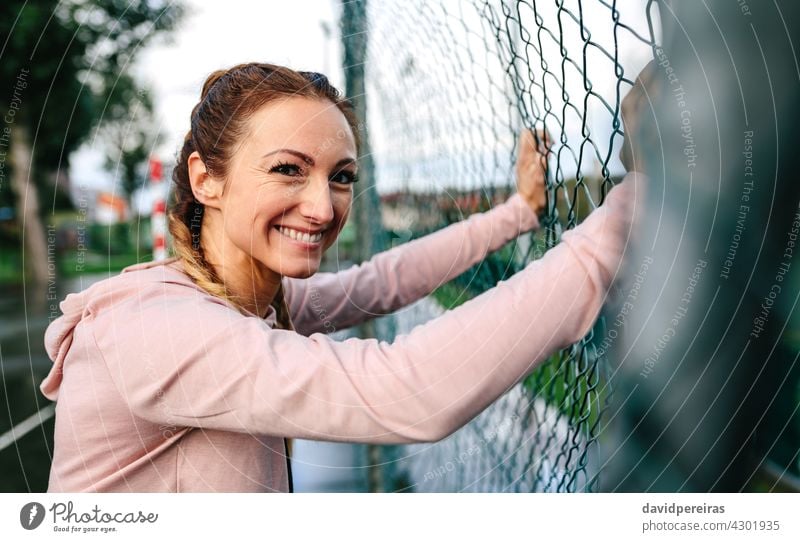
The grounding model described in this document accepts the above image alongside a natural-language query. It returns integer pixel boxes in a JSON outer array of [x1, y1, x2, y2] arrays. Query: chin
[[280, 263, 321, 279]]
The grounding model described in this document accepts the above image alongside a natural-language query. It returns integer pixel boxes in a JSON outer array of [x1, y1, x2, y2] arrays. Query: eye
[[270, 162, 304, 177], [330, 170, 358, 185]]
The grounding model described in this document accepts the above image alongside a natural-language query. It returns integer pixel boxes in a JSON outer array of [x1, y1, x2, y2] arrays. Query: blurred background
[[1, 0, 798, 493]]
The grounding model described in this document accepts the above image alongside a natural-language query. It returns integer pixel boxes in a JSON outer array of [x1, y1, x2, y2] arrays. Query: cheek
[[243, 184, 288, 225], [332, 190, 353, 220], [321, 192, 352, 248], [222, 194, 263, 245], [223, 211, 256, 249]]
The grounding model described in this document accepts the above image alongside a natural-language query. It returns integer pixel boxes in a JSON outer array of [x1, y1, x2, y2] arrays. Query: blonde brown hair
[[168, 62, 360, 327]]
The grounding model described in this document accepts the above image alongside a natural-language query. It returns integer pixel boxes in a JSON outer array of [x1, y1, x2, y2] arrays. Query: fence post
[[341, 0, 383, 263], [340, 0, 394, 493]]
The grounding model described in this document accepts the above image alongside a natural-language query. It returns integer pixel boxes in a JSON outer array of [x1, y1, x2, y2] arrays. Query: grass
[[0, 216, 155, 284], [431, 281, 475, 310], [0, 249, 23, 284], [520, 349, 607, 431], [57, 250, 149, 277], [0, 244, 150, 285]]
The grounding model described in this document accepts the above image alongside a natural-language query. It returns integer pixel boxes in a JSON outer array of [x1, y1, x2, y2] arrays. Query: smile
[[275, 225, 324, 245]]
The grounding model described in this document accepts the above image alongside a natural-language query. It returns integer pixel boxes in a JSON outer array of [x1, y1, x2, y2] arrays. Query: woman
[[41, 62, 644, 492]]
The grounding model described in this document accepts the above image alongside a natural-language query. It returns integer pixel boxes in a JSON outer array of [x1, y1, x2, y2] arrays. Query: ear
[[187, 151, 224, 209]]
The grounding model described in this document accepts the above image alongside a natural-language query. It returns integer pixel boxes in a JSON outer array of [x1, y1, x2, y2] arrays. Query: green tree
[[0, 0, 183, 284]]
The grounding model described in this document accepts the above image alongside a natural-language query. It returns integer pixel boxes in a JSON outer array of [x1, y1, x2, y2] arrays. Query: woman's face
[[212, 97, 357, 279]]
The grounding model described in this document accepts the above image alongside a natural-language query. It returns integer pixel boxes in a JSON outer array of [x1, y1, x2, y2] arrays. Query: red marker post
[[149, 157, 167, 261]]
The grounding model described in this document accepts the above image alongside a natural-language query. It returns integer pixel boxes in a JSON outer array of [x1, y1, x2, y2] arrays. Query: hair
[[168, 62, 360, 328]]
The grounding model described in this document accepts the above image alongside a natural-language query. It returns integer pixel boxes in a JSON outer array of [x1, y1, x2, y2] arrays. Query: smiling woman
[[170, 63, 362, 323], [40, 62, 643, 492]]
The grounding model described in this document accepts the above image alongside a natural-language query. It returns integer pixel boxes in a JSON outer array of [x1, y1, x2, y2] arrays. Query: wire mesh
[[345, 0, 660, 491]]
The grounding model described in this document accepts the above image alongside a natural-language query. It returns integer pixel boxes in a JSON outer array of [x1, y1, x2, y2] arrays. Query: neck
[[200, 214, 282, 318]]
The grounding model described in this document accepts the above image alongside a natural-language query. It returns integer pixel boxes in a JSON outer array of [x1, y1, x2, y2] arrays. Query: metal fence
[[341, 0, 659, 492]]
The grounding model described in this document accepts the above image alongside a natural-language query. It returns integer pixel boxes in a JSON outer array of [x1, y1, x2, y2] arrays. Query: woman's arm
[[94, 174, 640, 444], [286, 130, 549, 336], [285, 192, 540, 335]]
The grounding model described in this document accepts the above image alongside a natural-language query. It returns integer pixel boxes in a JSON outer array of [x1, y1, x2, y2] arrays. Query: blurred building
[[94, 193, 128, 225]]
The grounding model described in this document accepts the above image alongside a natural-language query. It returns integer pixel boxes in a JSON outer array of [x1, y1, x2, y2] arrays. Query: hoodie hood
[[40, 257, 278, 401], [40, 258, 182, 401]]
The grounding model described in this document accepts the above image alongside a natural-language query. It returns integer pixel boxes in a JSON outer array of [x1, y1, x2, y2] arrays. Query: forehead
[[243, 97, 356, 158]]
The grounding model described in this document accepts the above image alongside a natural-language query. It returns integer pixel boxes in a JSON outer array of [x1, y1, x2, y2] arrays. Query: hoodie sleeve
[[41, 285, 100, 401], [284, 192, 540, 336], [93, 174, 641, 444]]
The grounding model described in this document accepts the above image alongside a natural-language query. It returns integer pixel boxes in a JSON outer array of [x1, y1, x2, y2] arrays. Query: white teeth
[[278, 226, 323, 243]]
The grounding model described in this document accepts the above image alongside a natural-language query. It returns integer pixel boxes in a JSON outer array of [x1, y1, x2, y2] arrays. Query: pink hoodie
[[41, 174, 640, 492]]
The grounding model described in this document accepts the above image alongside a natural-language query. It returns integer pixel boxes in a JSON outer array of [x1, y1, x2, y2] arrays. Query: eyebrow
[[262, 148, 357, 170]]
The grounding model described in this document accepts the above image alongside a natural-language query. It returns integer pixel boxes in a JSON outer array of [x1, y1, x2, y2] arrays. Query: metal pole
[[341, 0, 383, 262], [149, 157, 166, 261], [340, 0, 392, 493]]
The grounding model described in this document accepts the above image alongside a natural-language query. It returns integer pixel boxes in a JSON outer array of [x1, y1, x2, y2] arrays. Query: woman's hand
[[516, 128, 551, 218], [620, 60, 658, 173]]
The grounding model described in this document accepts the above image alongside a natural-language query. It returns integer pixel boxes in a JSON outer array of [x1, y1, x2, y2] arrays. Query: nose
[[297, 176, 335, 227]]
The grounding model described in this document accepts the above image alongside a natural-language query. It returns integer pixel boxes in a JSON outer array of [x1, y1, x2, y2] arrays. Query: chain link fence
[[341, 0, 659, 492]]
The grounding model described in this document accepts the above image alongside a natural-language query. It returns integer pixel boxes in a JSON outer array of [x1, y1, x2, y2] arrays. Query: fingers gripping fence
[[343, 0, 660, 492]]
